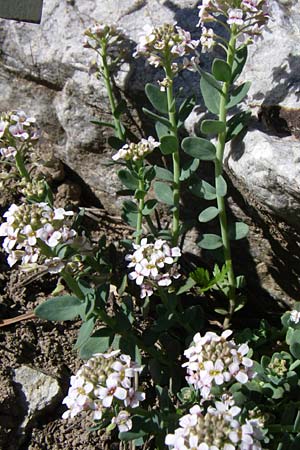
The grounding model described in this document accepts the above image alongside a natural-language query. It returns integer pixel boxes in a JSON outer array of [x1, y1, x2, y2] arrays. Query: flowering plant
[[1, 2, 300, 449]]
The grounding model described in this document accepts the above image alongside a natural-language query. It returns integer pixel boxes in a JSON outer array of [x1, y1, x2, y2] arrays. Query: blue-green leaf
[[145, 83, 168, 114], [179, 158, 199, 181], [198, 206, 219, 223], [216, 174, 227, 197], [226, 111, 251, 142], [143, 107, 172, 129], [182, 137, 216, 160], [198, 234, 223, 250], [142, 199, 157, 215], [74, 317, 96, 349], [154, 181, 173, 205], [155, 122, 171, 139], [190, 180, 216, 200], [232, 45, 248, 82], [212, 58, 231, 82], [154, 165, 173, 182], [290, 330, 300, 359], [229, 222, 249, 240], [227, 81, 251, 109], [113, 99, 127, 119], [122, 200, 138, 227], [118, 169, 139, 189], [160, 135, 178, 155], [34, 295, 83, 321], [201, 120, 226, 135], [79, 328, 114, 359], [200, 70, 222, 115]]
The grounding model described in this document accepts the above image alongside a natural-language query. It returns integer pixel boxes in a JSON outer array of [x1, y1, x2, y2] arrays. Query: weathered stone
[[0, 0, 198, 213], [13, 365, 62, 430]]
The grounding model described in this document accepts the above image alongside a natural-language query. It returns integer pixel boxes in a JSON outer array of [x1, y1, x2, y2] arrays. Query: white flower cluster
[[0, 110, 39, 153], [183, 330, 255, 399], [134, 23, 199, 72], [112, 136, 160, 162], [165, 397, 264, 450], [0, 202, 76, 270], [198, 0, 269, 48], [62, 350, 145, 432], [125, 238, 181, 299]]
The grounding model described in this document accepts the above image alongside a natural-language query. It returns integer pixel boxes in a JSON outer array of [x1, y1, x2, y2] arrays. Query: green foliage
[[212, 58, 232, 82], [160, 135, 178, 155], [198, 206, 219, 223], [201, 119, 226, 135], [228, 222, 249, 240], [34, 295, 83, 321], [198, 233, 223, 250], [118, 169, 139, 189], [122, 200, 138, 227], [182, 137, 216, 160], [154, 181, 173, 205], [200, 69, 222, 114], [226, 110, 251, 142], [227, 81, 251, 109], [145, 83, 168, 114], [190, 179, 217, 200]]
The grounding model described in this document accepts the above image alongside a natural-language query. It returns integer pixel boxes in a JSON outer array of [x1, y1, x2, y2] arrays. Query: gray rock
[[13, 365, 62, 430], [226, 128, 300, 229], [0, 0, 199, 212]]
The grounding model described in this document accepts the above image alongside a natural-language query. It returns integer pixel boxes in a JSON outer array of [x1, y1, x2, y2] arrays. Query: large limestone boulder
[[0, 0, 198, 211], [225, 0, 300, 229]]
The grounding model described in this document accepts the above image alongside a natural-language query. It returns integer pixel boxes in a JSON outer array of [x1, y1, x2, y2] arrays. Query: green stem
[[165, 59, 180, 246], [158, 287, 193, 334], [60, 270, 85, 300], [215, 33, 237, 329], [100, 42, 124, 141], [135, 163, 145, 245], [15, 149, 30, 181]]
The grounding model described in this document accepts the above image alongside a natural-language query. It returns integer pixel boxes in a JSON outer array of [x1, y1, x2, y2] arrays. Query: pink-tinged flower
[[124, 388, 145, 408], [53, 207, 74, 220], [242, 0, 258, 11], [97, 377, 127, 407], [183, 330, 256, 399], [165, 398, 263, 450], [11, 110, 36, 127], [0, 146, 17, 159], [140, 282, 154, 299], [128, 263, 145, 286], [227, 8, 244, 26], [22, 224, 38, 246], [0, 120, 8, 138], [126, 238, 181, 298], [111, 410, 132, 432], [8, 123, 29, 141]]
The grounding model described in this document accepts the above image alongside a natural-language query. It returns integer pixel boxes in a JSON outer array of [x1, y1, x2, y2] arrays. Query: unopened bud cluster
[[134, 23, 199, 73], [198, 0, 269, 50], [165, 398, 263, 450], [62, 350, 145, 432], [125, 238, 181, 298], [183, 330, 256, 399], [112, 136, 160, 162], [84, 22, 129, 65], [0, 202, 76, 270], [19, 179, 46, 200], [0, 110, 39, 151]]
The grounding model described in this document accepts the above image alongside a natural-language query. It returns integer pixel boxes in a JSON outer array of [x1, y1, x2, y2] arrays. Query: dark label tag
[[0, 0, 43, 24]]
